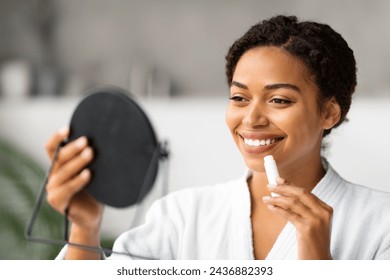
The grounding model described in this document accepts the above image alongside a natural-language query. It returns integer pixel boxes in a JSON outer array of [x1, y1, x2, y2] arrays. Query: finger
[[265, 203, 302, 225], [276, 177, 289, 185], [267, 183, 305, 198], [263, 195, 310, 218], [267, 183, 333, 220], [45, 126, 70, 160], [47, 169, 91, 214], [50, 147, 94, 187], [268, 183, 319, 208], [52, 136, 89, 171], [268, 177, 295, 196]]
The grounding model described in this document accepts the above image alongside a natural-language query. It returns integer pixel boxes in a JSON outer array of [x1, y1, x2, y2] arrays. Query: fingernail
[[267, 184, 276, 189], [276, 177, 285, 184], [262, 196, 271, 202], [75, 137, 87, 148], [80, 169, 90, 179], [58, 126, 69, 136], [267, 205, 275, 210], [81, 147, 92, 158]]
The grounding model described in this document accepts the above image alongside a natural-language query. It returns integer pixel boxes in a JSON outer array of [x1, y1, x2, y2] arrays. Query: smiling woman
[[47, 15, 390, 260], [226, 45, 341, 260]]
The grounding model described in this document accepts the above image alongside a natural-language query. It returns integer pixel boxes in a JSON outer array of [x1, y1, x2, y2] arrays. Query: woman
[[47, 15, 390, 260]]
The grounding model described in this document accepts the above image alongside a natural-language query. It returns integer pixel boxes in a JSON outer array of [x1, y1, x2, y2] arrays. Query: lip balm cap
[[264, 155, 275, 165], [264, 156, 278, 179], [264, 155, 280, 197]]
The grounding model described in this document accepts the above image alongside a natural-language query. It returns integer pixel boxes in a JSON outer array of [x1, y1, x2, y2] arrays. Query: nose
[[242, 102, 269, 127]]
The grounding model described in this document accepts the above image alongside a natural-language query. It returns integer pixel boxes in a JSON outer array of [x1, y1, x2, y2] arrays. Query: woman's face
[[226, 46, 334, 174]]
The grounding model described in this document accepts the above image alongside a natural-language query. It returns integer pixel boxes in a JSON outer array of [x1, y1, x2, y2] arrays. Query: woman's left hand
[[262, 177, 333, 260]]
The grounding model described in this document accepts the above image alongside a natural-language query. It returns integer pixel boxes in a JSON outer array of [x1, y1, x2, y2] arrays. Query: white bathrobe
[[57, 162, 390, 260]]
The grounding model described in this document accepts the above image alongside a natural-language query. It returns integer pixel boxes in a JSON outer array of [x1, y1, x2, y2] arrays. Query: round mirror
[[68, 86, 159, 207]]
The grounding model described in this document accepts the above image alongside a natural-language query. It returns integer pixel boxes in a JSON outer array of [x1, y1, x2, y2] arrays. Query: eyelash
[[229, 96, 247, 102], [229, 96, 292, 105], [269, 98, 292, 104]]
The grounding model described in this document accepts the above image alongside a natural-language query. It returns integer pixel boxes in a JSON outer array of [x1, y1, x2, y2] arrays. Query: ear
[[322, 97, 341, 130]]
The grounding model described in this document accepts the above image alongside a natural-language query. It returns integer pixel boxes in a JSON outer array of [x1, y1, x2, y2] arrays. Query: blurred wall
[[1, 0, 390, 98]]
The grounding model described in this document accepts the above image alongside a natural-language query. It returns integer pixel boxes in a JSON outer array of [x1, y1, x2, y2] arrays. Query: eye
[[228, 95, 249, 107], [229, 96, 246, 102], [270, 98, 292, 104]]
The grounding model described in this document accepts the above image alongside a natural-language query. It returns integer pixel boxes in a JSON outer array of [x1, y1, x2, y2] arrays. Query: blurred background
[[0, 0, 389, 259]]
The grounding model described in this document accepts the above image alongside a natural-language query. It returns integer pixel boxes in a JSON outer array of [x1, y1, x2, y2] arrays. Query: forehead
[[233, 46, 316, 88]]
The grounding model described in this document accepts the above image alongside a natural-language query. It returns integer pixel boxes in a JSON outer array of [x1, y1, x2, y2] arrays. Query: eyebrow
[[264, 83, 301, 93], [231, 80, 301, 93], [231, 81, 248, 89]]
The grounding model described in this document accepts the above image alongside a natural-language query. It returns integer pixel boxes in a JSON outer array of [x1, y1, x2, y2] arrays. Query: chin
[[242, 156, 267, 173]]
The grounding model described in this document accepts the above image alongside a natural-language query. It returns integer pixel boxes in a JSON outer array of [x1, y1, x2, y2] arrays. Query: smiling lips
[[243, 137, 284, 147], [239, 134, 285, 153]]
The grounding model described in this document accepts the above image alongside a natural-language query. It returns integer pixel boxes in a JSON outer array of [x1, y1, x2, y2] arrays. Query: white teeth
[[244, 137, 281, 147]]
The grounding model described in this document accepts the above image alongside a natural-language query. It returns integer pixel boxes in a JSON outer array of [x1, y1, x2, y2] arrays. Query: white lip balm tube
[[264, 155, 280, 197]]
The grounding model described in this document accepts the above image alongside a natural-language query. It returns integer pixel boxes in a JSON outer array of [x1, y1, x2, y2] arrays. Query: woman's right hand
[[45, 127, 104, 250]]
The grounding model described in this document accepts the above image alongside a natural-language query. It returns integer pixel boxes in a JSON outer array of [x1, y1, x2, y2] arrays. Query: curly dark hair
[[225, 15, 357, 137]]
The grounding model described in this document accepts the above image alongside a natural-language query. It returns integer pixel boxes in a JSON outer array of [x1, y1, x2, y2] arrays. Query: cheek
[[270, 107, 320, 137], [268, 110, 299, 133], [277, 108, 323, 145]]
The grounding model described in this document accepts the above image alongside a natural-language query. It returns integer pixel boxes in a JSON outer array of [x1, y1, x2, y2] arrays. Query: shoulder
[[328, 165, 390, 233], [340, 177, 390, 211], [320, 161, 390, 212], [322, 164, 390, 259]]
